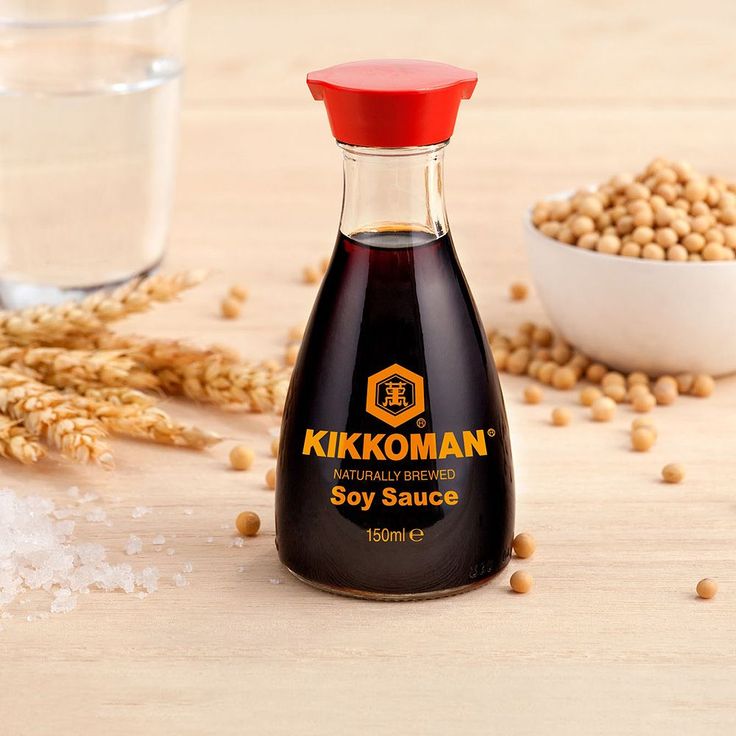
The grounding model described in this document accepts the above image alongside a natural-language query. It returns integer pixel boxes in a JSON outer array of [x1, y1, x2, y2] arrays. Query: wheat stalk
[[71, 393, 221, 450], [0, 346, 157, 392], [0, 269, 288, 469], [0, 368, 114, 468], [57, 333, 288, 412], [156, 357, 290, 411], [61, 332, 240, 368], [0, 269, 206, 346], [0, 414, 45, 464], [76, 386, 159, 408]]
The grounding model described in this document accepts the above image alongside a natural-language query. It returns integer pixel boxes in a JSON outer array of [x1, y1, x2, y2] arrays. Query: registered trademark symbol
[[487, 428, 496, 437], [416, 418, 427, 429]]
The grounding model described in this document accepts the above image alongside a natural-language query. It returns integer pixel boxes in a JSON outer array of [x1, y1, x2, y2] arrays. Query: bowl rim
[[523, 191, 736, 269]]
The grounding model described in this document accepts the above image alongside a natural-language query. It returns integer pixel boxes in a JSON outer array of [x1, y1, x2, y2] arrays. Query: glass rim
[[0, 0, 185, 29]]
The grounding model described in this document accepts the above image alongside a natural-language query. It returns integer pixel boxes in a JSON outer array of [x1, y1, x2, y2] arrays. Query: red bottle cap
[[307, 59, 477, 148]]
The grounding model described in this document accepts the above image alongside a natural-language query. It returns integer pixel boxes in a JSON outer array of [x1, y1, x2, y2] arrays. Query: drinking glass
[[0, 0, 187, 308]]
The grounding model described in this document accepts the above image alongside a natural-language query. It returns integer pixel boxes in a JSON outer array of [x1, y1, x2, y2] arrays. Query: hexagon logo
[[366, 363, 425, 427]]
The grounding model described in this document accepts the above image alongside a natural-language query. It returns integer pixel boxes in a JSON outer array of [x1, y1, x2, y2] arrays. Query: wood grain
[[183, 0, 736, 108], [2, 1, 736, 734]]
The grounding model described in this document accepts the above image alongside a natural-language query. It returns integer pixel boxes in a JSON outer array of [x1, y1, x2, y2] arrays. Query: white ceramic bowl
[[523, 202, 736, 376]]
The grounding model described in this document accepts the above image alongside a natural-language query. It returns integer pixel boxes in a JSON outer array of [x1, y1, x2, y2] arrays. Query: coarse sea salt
[[0, 489, 159, 616], [52, 508, 80, 520], [125, 535, 143, 556], [85, 508, 107, 523], [50, 588, 77, 614], [131, 506, 152, 519]]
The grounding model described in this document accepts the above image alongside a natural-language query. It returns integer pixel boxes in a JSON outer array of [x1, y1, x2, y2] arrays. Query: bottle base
[[0, 257, 164, 309], [285, 560, 510, 602]]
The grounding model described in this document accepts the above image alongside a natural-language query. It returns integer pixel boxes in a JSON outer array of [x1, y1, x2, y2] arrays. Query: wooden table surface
[[3, 1, 736, 734]]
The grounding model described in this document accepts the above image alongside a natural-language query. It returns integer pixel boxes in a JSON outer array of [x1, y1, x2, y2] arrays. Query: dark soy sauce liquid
[[276, 229, 514, 599]]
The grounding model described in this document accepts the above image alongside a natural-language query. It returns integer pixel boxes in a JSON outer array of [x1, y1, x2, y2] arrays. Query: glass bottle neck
[[338, 142, 449, 242]]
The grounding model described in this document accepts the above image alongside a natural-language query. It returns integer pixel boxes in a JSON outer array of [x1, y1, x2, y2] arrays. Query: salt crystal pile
[[0, 489, 159, 615]]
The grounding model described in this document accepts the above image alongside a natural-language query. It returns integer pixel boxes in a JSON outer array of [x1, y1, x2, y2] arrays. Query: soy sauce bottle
[[276, 60, 514, 600]]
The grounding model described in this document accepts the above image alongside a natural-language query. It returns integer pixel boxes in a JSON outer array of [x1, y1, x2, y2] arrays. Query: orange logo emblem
[[366, 364, 425, 427]]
